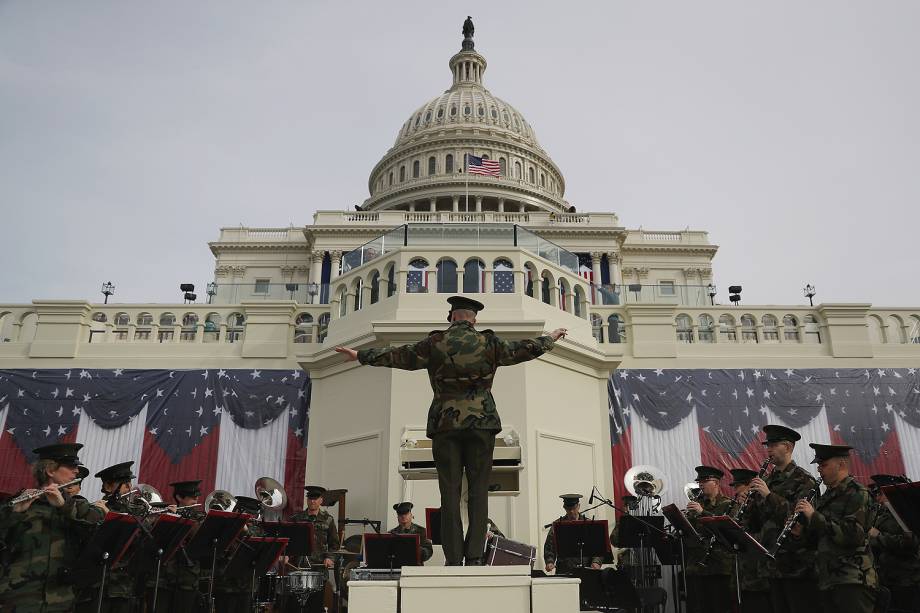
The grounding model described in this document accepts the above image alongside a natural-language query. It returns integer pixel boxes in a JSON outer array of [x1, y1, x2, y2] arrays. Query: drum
[[255, 573, 281, 604], [485, 535, 537, 567], [285, 570, 325, 593]]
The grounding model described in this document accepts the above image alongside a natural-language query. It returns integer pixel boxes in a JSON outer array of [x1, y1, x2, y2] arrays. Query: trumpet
[[771, 476, 823, 556], [5, 478, 84, 506]]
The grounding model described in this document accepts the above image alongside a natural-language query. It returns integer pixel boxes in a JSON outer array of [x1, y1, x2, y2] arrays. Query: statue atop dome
[[462, 16, 475, 50]]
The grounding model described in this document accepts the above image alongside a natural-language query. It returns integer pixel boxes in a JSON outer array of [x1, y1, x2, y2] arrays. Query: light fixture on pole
[[285, 283, 299, 301], [180, 284, 196, 304], [707, 283, 717, 306], [307, 282, 319, 305], [101, 282, 115, 304], [206, 282, 217, 304], [728, 285, 742, 306], [803, 284, 816, 307]]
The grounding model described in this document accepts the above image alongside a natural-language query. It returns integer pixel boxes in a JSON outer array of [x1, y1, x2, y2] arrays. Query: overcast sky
[[1, 1, 918, 307]]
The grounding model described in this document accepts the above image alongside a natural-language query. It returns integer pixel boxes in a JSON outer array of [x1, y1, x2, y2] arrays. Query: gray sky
[[1, 1, 918, 307]]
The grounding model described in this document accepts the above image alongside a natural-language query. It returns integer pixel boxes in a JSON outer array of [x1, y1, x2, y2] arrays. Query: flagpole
[[464, 153, 469, 213]]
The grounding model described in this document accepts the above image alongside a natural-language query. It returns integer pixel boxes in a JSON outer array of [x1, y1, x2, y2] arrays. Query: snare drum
[[255, 573, 281, 604], [485, 535, 537, 567], [285, 570, 325, 593]]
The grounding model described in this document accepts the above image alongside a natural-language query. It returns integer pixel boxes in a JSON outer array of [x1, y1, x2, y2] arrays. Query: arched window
[[540, 173, 546, 187], [524, 264, 536, 298], [294, 313, 314, 343], [338, 287, 348, 317], [676, 314, 693, 343], [91, 312, 107, 323], [499, 157, 507, 176], [370, 272, 380, 304], [428, 156, 436, 175], [137, 312, 153, 326], [804, 315, 821, 343], [608, 314, 626, 343], [407, 259, 429, 293], [514, 161, 522, 179], [204, 313, 221, 339], [528, 167, 535, 183], [353, 279, 363, 311], [493, 259, 514, 293], [783, 315, 800, 341], [437, 259, 458, 293], [741, 315, 758, 342], [573, 286, 585, 318], [464, 105, 471, 116], [317, 313, 330, 343], [463, 259, 485, 293], [226, 313, 245, 343], [541, 275, 551, 305], [387, 265, 396, 298], [719, 314, 736, 342], [181, 312, 199, 328], [159, 313, 176, 327], [591, 314, 605, 343], [412, 160, 420, 178], [910, 315, 920, 344], [762, 315, 779, 341], [888, 316, 907, 343], [698, 314, 715, 343], [868, 315, 885, 344], [399, 166, 405, 182], [114, 312, 130, 327], [445, 154, 454, 174]]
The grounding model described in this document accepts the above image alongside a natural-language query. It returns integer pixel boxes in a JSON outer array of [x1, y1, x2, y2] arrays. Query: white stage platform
[[348, 566, 581, 613]]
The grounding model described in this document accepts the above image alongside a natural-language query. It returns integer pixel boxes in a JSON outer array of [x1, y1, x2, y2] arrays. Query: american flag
[[494, 270, 515, 293], [466, 155, 500, 177]]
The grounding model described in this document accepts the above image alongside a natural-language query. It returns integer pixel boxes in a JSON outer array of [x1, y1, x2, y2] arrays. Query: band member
[[543, 494, 603, 574], [684, 465, 733, 613], [0, 443, 89, 612], [63, 464, 89, 499], [214, 496, 264, 613], [746, 424, 820, 613], [728, 468, 772, 613], [74, 461, 140, 613], [151, 480, 204, 612], [867, 474, 918, 613], [335, 295, 565, 565], [287, 486, 338, 613], [389, 502, 433, 563]]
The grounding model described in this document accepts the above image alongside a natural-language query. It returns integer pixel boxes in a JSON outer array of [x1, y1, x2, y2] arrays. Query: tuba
[[254, 477, 288, 514], [204, 490, 237, 512], [624, 465, 665, 498]]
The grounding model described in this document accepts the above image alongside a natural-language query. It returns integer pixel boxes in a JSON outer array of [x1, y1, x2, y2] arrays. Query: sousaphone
[[204, 489, 237, 512], [254, 476, 288, 512], [624, 465, 665, 497]]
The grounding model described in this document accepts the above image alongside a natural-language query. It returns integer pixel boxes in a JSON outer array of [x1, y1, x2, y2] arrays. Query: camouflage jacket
[[0, 495, 95, 609], [357, 321, 555, 437], [73, 495, 141, 601], [289, 508, 340, 566], [746, 460, 817, 579], [543, 515, 604, 572], [389, 523, 433, 563], [732, 495, 769, 591], [805, 475, 877, 591], [684, 494, 734, 577], [869, 503, 920, 588], [214, 520, 265, 594]]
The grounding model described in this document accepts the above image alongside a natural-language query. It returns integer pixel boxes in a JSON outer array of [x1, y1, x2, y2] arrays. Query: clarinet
[[731, 458, 774, 522], [770, 476, 823, 556]]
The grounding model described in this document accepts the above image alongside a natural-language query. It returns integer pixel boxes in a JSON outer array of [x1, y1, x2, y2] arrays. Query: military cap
[[560, 494, 582, 509], [234, 496, 262, 515], [393, 501, 414, 515], [305, 485, 327, 499], [870, 474, 910, 487], [808, 443, 852, 463], [694, 465, 725, 482], [94, 461, 135, 482], [32, 443, 83, 464], [75, 465, 90, 481], [729, 468, 758, 486], [762, 424, 801, 445], [170, 480, 202, 498], [446, 295, 484, 322]]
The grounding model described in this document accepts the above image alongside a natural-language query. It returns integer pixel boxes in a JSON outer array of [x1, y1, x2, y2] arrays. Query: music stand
[[224, 536, 289, 605], [261, 521, 315, 560], [363, 532, 420, 572], [699, 516, 773, 605], [130, 514, 196, 611], [184, 509, 252, 607], [553, 520, 610, 570], [662, 504, 701, 545], [881, 482, 920, 534], [425, 507, 442, 544], [571, 567, 642, 611], [75, 512, 140, 613]]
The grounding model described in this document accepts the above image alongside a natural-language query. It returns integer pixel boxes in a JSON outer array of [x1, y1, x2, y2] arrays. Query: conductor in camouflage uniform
[[543, 494, 603, 574], [727, 468, 772, 613], [746, 424, 820, 613], [684, 465, 734, 613], [0, 443, 98, 613], [868, 474, 919, 613], [389, 502, 433, 563], [336, 295, 565, 565], [797, 444, 877, 613]]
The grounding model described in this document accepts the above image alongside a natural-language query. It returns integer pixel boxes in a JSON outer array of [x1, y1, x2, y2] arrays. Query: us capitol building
[[1, 20, 918, 596]]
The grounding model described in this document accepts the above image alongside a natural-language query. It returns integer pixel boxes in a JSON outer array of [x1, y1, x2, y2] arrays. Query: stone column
[[514, 270, 527, 295], [428, 268, 438, 293], [218, 323, 227, 343], [127, 322, 137, 343], [172, 324, 182, 343], [196, 322, 205, 344], [409, 201, 416, 212], [475, 196, 482, 212], [376, 276, 389, 300], [310, 252, 324, 302], [591, 251, 603, 302], [452, 196, 460, 212], [429, 197, 437, 212], [151, 323, 160, 343], [497, 198, 505, 213], [330, 251, 343, 280], [362, 283, 373, 306], [606, 252, 620, 288], [456, 269, 465, 292], [483, 269, 493, 293]]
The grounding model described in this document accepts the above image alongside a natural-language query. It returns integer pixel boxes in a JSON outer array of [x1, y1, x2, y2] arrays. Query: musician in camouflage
[[728, 468, 771, 613], [213, 495, 265, 613], [0, 443, 96, 613], [150, 480, 205, 612], [543, 494, 603, 574], [336, 296, 565, 565], [868, 474, 919, 613], [746, 424, 820, 613], [797, 444, 877, 613], [684, 465, 734, 613], [389, 502, 433, 563], [290, 485, 340, 568]]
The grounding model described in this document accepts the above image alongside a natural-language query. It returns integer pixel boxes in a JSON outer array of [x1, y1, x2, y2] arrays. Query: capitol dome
[[361, 22, 570, 215]]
